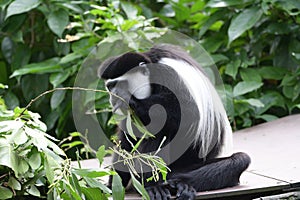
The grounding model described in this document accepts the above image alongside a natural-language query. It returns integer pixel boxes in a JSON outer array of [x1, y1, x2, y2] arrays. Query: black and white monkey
[[98, 44, 250, 200]]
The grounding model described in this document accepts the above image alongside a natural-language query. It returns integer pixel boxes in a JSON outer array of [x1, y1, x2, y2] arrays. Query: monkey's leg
[[168, 152, 250, 198]]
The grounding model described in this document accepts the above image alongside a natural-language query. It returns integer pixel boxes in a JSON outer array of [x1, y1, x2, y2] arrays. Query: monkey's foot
[[146, 185, 171, 200], [168, 181, 196, 200]]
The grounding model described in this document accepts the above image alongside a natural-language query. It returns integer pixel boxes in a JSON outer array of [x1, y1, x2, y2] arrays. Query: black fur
[[99, 44, 250, 200]]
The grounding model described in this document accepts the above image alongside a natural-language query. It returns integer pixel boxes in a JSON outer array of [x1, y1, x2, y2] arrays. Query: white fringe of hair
[[158, 57, 233, 158]]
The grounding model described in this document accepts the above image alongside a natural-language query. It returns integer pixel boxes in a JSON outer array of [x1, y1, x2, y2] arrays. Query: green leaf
[[228, 6, 263, 44], [50, 89, 66, 110], [27, 185, 40, 197], [112, 174, 125, 200], [84, 177, 112, 194], [81, 187, 106, 200], [126, 112, 136, 140], [29, 152, 41, 170], [0, 186, 13, 199], [21, 74, 49, 103], [49, 71, 71, 88], [10, 58, 61, 78], [47, 9, 69, 37], [96, 145, 107, 166], [73, 169, 111, 178], [240, 98, 264, 107], [259, 66, 287, 80], [225, 59, 240, 79], [207, 0, 254, 8], [1, 37, 13, 64], [59, 53, 82, 65], [240, 68, 262, 82], [121, 1, 138, 19], [256, 114, 278, 122], [130, 172, 150, 200], [233, 81, 263, 97], [6, 0, 41, 19], [8, 176, 21, 191]]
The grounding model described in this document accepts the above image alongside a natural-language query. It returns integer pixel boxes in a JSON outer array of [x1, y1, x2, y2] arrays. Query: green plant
[[0, 0, 164, 141], [0, 91, 169, 199], [136, 0, 300, 129]]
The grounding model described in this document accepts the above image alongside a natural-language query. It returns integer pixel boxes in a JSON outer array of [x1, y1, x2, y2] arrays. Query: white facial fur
[[106, 67, 151, 100]]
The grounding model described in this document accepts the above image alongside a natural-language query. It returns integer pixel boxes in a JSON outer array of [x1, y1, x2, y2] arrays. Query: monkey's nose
[[106, 80, 117, 90]]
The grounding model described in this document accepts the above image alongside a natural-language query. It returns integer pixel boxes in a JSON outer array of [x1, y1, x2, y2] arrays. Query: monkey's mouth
[[110, 97, 129, 115]]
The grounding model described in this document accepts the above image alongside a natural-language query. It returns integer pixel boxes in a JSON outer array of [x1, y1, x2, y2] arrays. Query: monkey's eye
[[139, 62, 146, 67]]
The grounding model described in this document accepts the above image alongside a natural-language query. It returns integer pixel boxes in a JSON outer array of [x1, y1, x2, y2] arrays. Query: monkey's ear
[[138, 62, 150, 76]]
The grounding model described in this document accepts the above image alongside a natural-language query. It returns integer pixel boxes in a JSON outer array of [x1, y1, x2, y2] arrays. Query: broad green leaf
[[49, 71, 71, 88], [225, 59, 240, 79], [4, 91, 19, 110], [10, 58, 61, 77], [233, 81, 263, 97], [130, 172, 150, 200], [228, 6, 263, 44], [0, 186, 13, 199], [27, 185, 40, 197], [240, 68, 262, 82], [112, 174, 125, 200], [259, 66, 287, 80], [8, 176, 21, 190], [281, 74, 296, 87], [15, 158, 29, 175], [256, 91, 285, 115], [29, 152, 41, 170], [50, 89, 66, 110], [199, 10, 226, 37], [84, 177, 112, 194], [47, 9, 69, 37], [256, 114, 278, 122], [207, 0, 254, 8], [21, 74, 49, 103], [96, 145, 107, 166], [44, 154, 60, 183], [81, 187, 105, 200], [1, 37, 13, 64], [172, 2, 190, 22], [6, 0, 41, 19], [11, 128, 27, 145], [70, 173, 82, 197], [11, 44, 31, 72], [0, 138, 13, 168], [240, 98, 264, 107], [73, 169, 111, 178], [121, 1, 138, 19], [59, 53, 82, 65], [283, 85, 294, 99]]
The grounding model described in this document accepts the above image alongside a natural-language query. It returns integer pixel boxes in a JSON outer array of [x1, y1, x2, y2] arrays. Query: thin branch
[[19, 86, 128, 117]]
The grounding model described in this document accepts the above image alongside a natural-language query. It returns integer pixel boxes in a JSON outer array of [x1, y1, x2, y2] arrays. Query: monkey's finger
[[146, 188, 155, 200], [158, 186, 171, 200], [154, 186, 162, 200]]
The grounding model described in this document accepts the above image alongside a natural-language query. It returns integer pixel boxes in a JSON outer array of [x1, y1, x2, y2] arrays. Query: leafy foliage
[[0, 96, 167, 199], [135, 0, 300, 129]]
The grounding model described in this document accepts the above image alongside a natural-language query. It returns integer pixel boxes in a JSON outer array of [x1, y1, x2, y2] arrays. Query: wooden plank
[[234, 114, 300, 184]]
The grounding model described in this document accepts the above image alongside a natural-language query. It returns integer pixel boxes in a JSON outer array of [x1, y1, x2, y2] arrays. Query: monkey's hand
[[168, 180, 196, 200], [146, 185, 171, 200]]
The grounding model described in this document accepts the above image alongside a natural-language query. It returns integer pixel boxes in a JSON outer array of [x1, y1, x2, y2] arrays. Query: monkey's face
[[99, 53, 152, 115]]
